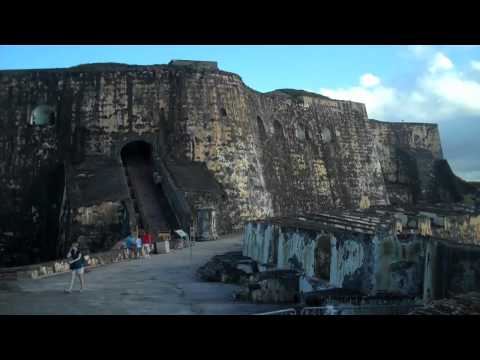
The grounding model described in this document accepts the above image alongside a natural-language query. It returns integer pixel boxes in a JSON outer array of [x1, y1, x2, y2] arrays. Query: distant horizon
[[1, 45, 479, 181]]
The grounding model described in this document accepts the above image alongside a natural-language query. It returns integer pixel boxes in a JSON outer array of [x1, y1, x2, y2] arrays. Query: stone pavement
[[0, 234, 283, 315]]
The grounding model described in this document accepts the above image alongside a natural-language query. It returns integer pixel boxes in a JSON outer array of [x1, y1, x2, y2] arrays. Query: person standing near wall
[[135, 233, 143, 258], [126, 233, 136, 258], [122, 233, 133, 259], [142, 229, 152, 258], [65, 242, 86, 293]]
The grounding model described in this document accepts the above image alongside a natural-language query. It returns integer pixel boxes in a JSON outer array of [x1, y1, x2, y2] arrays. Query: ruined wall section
[[249, 93, 334, 215], [424, 239, 480, 301], [369, 119, 443, 204], [0, 71, 64, 203], [310, 99, 388, 208], [165, 70, 390, 231], [66, 69, 171, 157], [0, 71, 67, 265], [250, 94, 388, 215], [166, 69, 274, 232]]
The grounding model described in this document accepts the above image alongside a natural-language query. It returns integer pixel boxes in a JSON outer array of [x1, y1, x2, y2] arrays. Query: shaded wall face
[[371, 233, 425, 296], [0, 161, 65, 266], [185, 192, 220, 240], [331, 231, 426, 296], [425, 240, 480, 300], [0, 72, 66, 265], [330, 234, 372, 292], [369, 120, 446, 205], [67, 155, 133, 253]]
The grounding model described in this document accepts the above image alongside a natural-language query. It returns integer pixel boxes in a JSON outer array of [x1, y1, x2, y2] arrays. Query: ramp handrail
[[255, 304, 423, 315], [255, 308, 297, 315]]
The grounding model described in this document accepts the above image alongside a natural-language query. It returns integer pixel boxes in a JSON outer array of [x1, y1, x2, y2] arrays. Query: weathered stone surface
[[409, 292, 480, 315], [0, 61, 471, 266], [243, 207, 480, 300], [235, 270, 300, 304], [196, 251, 257, 284], [0, 246, 145, 280]]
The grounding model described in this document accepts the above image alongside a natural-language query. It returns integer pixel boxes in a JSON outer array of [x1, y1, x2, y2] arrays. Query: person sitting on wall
[[142, 229, 153, 257], [65, 242, 86, 293]]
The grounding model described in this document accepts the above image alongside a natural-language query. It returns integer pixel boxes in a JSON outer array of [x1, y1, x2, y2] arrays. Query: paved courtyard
[[0, 234, 282, 315]]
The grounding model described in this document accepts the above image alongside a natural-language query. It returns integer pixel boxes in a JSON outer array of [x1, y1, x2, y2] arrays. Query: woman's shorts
[[73, 267, 84, 275]]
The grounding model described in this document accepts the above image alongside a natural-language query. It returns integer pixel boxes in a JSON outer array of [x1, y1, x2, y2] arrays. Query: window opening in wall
[[30, 105, 55, 126], [220, 108, 227, 117], [273, 120, 284, 139], [257, 116, 267, 141], [296, 124, 306, 141], [305, 127, 311, 141], [159, 107, 165, 125]]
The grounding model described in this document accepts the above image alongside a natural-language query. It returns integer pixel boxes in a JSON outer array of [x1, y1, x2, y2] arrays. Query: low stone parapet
[[0, 248, 138, 281]]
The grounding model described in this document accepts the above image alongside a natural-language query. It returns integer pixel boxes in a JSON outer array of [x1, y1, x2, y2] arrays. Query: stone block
[[156, 241, 170, 254], [236, 263, 254, 274]]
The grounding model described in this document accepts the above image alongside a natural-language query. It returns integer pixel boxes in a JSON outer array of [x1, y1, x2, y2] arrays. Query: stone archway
[[113, 134, 159, 163], [120, 141, 153, 165]]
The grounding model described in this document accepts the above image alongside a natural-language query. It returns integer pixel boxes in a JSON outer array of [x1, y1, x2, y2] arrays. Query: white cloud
[[318, 49, 480, 180], [457, 170, 480, 181], [428, 52, 454, 73], [407, 45, 433, 58], [360, 73, 381, 87], [320, 75, 396, 120], [471, 60, 480, 71], [318, 51, 480, 123], [420, 72, 480, 112]]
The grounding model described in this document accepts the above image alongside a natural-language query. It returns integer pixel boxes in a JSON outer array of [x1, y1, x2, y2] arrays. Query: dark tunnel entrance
[[121, 141, 153, 164], [120, 141, 178, 237]]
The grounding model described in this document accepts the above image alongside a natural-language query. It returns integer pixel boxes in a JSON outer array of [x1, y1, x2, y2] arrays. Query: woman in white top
[[135, 236, 143, 258]]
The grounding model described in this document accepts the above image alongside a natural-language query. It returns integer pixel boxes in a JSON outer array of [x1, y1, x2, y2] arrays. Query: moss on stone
[[271, 88, 330, 100]]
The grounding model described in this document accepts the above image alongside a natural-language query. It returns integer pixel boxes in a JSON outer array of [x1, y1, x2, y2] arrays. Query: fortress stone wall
[[0, 61, 467, 266]]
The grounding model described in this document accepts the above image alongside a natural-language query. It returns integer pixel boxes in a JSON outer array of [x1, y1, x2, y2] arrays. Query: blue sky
[[1, 45, 479, 180]]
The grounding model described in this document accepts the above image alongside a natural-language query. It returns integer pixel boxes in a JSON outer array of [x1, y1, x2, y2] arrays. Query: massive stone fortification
[[0, 60, 471, 266]]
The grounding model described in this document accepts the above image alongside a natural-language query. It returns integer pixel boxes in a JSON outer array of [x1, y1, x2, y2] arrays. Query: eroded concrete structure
[[243, 206, 480, 301]]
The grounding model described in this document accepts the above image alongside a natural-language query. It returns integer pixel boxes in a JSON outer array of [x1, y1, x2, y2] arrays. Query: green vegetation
[[271, 88, 330, 100], [68, 63, 133, 72], [463, 194, 476, 206]]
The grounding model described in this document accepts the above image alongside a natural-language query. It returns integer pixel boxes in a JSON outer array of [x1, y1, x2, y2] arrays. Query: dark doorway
[[121, 141, 153, 164]]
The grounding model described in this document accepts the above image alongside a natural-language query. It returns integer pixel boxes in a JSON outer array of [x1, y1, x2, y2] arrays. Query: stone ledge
[[0, 249, 141, 281]]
